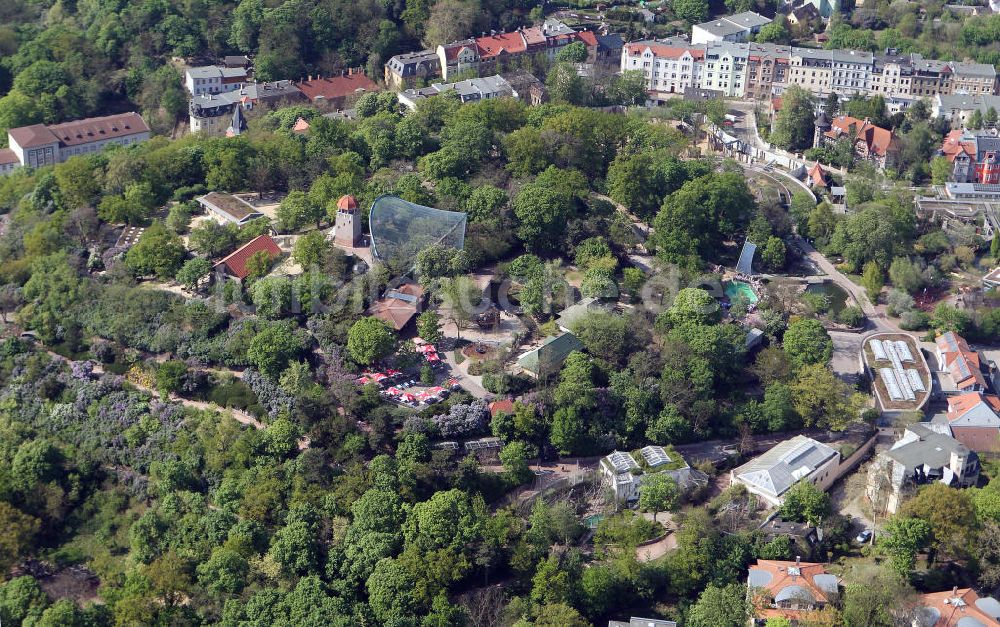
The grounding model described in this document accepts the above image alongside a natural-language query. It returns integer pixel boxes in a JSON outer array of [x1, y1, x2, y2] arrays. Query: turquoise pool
[[724, 281, 759, 305]]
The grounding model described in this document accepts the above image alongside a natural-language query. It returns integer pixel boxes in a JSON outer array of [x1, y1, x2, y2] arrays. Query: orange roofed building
[[214, 235, 282, 280], [936, 391, 1000, 453], [916, 587, 1000, 626], [746, 559, 840, 623], [936, 332, 988, 393], [822, 115, 901, 170], [370, 283, 425, 331]]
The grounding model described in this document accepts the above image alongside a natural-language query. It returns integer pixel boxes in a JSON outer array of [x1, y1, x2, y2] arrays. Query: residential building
[[759, 518, 820, 559], [916, 587, 1000, 626], [502, 71, 548, 105], [475, 31, 528, 77], [595, 32, 625, 65], [868, 52, 913, 97], [931, 391, 1000, 452], [985, 266, 1000, 290], [794, 0, 839, 19], [745, 43, 791, 101], [437, 39, 481, 81], [691, 11, 772, 45], [703, 42, 750, 97], [821, 115, 900, 169], [4, 112, 150, 171], [620, 41, 704, 95], [950, 60, 999, 96], [608, 618, 676, 627], [196, 192, 265, 227], [939, 129, 1000, 184], [730, 435, 840, 506], [189, 80, 303, 136], [828, 49, 873, 96], [184, 65, 249, 96], [933, 93, 1000, 128], [385, 50, 442, 90], [516, 332, 584, 378], [787, 3, 820, 25], [370, 282, 425, 331], [808, 162, 830, 188], [867, 423, 979, 515], [787, 47, 837, 95], [214, 235, 282, 280], [746, 559, 840, 623], [599, 445, 704, 503], [936, 331, 988, 393], [295, 70, 379, 109], [397, 75, 517, 110]]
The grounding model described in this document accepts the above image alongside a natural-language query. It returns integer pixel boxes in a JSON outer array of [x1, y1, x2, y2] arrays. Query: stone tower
[[334, 194, 362, 248], [814, 111, 831, 149]]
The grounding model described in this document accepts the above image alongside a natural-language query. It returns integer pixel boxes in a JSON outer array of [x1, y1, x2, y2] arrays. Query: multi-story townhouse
[[828, 49, 873, 96], [745, 43, 791, 101], [933, 93, 1000, 128], [869, 52, 913, 98], [950, 60, 999, 96], [911, 55, 950, 98], [437, 39, 481, 81], [788, 47, 833, 95], [184, 66, 249, 97], [703, 42, 750, 97], [620, 41, 704, 95]]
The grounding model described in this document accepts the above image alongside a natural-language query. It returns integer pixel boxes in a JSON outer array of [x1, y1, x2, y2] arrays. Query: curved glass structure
[[369, 195, 467, 266]]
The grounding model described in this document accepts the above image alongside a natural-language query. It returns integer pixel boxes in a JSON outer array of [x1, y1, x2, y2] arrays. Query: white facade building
[[620, 41, 704, 94], [691, 11, 772, 45], [1, 113, 150, 173], [184, 66, 249, 96]]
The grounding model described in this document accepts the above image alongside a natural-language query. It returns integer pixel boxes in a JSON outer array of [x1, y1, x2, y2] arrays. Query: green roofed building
[[516, 332, 584, 378]]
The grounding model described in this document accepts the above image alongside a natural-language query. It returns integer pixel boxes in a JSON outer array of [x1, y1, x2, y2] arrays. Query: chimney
[[796, 556, 801, 566], [953, 586, 959, 597]]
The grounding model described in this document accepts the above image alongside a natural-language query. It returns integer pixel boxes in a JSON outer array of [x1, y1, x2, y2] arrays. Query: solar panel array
[[871, 339, 888, 361]]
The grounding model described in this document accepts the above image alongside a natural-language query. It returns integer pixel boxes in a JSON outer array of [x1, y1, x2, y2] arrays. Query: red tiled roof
[[940, 129, 976, 163], [521, 27, 546, 46], [948, 392, 1000, 421], [47, 112, 149, 148], [337, 195, 358, 210], [918, 588, 1000, 626], [292, 117, 311, 133], [442, 40, 478, 61], [296, 73, 378, 101], [0, 148, 19, 165], [7, 124, 59, 149], [214, 235, 281, 279], [624, 43, 705, 60], [809, 162, 829, 187], [748, 560, 839, 621], [825, 115, 899, 157], [938, 333, 987, 390], [370, 299, 418, 330], [489, 399, 515, 416], [475, 32, 526, 58], [575, 31, 598, 47]]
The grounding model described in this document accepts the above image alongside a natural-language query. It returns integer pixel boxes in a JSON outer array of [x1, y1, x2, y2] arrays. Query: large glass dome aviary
[[369, 195, 467, 266]]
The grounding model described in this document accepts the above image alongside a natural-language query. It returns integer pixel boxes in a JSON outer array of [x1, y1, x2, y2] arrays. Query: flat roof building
[[196, 192, 265, 227]]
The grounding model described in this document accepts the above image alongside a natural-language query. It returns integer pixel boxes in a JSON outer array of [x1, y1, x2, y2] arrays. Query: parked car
[[855, 529, 873, 543]]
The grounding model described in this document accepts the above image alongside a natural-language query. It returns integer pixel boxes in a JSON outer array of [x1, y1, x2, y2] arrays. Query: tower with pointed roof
[[334, 194, 363, 248]]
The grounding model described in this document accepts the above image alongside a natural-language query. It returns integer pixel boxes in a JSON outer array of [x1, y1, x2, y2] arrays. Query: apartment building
[[384, 50, 441, 90], [869, 52, 913, 98], [934, 93, 1000, 128], [189, 81, 303, 136], [397, 75, 518, 110], [703, 42, 750, 97], [745, 43, 791, 101], [1, 112, 150, 173], [184, 65, 249, 97], [620, 41, 704, 95], [786, 47, 871, 96]]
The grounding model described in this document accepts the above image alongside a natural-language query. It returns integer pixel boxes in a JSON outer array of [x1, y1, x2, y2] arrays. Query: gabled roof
[[917, 588, 1000, 626], [0, 149, 19, 166], [809, 163, 829, 188], [441, 39, 479, 61], [886, 423, 974, 469], [825, 115, 899, 157], [948, 392, 1000, 425], [475, 32, 527, 58], [369, 282, 424, 331], [624, 41, 705, 60], [937, 332, 987, 390], [488, 399, 515, 416], [575, 30, 598, 47], [516, 332, 584, 375], [940, 129, 978, 163], [214, 235, 281, 279], [733, 435, 838, 499], [296, 73, 378, 101]]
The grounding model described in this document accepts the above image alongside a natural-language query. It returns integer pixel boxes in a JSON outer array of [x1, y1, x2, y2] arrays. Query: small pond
[[804, 282, 850, 315]]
